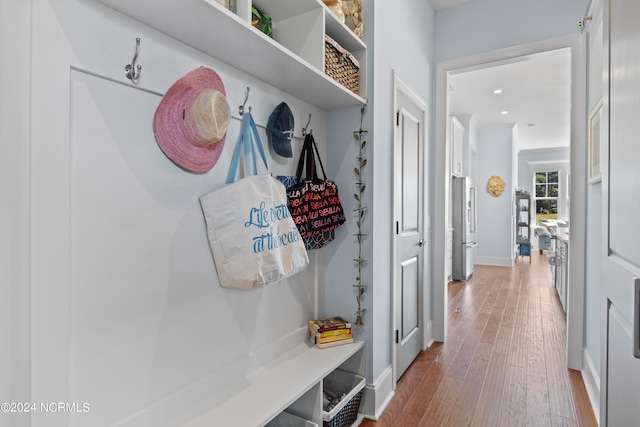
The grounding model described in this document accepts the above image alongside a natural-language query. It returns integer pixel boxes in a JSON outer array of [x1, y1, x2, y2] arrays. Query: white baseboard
[[362, 321, 433, 421], [424, 320, 434, 349], [582, 349, 600, 425], [361, 365, 394, 421], [476, 256, 513, 267]]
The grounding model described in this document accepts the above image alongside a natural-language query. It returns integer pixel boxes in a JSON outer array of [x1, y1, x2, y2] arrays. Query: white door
[[602, 0, 640, 424], [393, 75, 428, 382]]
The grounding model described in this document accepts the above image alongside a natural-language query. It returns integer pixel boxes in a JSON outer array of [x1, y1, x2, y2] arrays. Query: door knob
[[417, 239, 425, 247]]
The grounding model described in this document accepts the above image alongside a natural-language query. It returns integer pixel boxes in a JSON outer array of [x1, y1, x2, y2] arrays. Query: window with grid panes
[[535, 171, 558, 224]]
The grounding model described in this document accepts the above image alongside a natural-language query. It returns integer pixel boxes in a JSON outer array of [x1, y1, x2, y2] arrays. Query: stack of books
[[308, 316, 353, 349]]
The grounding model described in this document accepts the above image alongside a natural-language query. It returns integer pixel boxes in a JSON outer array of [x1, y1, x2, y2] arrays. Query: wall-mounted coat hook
[[124, 38, 142, 83], [239, 86, 252, 115], [578, 15, 593, 28], [302, 113, 312, 136]]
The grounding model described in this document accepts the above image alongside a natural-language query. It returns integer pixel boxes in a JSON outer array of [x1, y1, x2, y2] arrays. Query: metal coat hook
[[124, 37, 142, 83], [239, 86, 252, 115], [578, 15, 593, 28], [302, 113, 312, 136]]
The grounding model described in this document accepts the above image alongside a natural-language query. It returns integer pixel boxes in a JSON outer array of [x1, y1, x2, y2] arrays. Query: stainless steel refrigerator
[[452, 176, 478, 281]]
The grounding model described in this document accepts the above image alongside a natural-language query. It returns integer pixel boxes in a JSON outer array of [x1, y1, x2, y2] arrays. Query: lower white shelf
[[170, 339, 365, 427]]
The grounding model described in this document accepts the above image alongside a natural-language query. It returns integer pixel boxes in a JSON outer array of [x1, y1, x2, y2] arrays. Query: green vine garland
[[353, 105, 368, 326]]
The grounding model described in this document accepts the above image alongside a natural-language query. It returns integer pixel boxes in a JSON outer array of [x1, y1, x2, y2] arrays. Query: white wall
[[22, 0, 332, 425], [325, 0, 435, 408], [476, 125, 515, 265], [0, 2, 30, 427], [585, 0, 604, 383], [10, 0, 437, 424], [585, 186, 602, 362], [434, 0, 590, 62]]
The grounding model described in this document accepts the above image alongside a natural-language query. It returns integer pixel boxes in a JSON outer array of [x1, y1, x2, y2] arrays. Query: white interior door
[[393, 75, 428, 382], [602, 0, 640, 424]]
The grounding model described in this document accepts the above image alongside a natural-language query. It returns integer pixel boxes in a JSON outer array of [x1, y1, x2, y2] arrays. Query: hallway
[[362, 252, 597, 426]]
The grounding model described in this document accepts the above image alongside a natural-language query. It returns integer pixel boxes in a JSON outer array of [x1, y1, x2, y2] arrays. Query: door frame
[[433, 34, 587, 370], [391, 70, 430, 385]]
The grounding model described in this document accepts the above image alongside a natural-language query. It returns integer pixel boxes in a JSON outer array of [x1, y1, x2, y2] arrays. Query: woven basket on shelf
[[324, 35, 360, 95], [322, 370, 365, 427]]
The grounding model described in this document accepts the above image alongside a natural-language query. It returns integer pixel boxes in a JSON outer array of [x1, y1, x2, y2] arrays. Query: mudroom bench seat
[[167, 328, 365, 427]]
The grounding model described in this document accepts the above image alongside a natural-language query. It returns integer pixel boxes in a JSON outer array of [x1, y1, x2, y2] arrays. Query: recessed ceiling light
[[494, 89, 503, 94], [501, 111, 509, 115]]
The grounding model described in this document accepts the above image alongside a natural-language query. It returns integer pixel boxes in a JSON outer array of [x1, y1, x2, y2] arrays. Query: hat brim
[[153, 67, 228, 173], [268, 132, 293, 158]]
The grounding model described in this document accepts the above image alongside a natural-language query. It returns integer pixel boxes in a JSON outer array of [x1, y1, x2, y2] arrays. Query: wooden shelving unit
[[516, 193, 531, 262]]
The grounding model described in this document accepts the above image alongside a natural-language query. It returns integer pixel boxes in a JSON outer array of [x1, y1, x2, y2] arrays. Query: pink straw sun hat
[[153, 67, 231, 173]]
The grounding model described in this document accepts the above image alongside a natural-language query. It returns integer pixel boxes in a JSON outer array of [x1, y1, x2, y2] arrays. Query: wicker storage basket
[[322, 370, 365, 427], [324, 35, 360, 95]]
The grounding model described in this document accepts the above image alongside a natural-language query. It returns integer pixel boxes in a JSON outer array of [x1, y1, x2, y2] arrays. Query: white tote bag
[[200, 113, 309, 288]]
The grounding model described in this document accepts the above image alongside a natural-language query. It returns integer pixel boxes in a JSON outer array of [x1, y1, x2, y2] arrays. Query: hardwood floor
[[361, 252, 597, 427]]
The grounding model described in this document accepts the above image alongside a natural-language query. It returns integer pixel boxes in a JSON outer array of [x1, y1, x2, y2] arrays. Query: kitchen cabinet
[[450, 116, 464, 177], [554, 233, 569, 311], [543, 222, 568, 312]]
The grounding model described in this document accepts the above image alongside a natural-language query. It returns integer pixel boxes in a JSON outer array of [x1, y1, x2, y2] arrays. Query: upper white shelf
[[96, 0, 367, 111]]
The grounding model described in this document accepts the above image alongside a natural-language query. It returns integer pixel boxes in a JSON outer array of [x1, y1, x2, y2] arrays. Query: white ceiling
[[448, 48, 572, 151], [430, 0, 572, 151]]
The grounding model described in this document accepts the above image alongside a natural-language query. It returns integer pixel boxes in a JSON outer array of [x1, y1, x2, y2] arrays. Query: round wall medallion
[[486, 175, 506, 197]]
